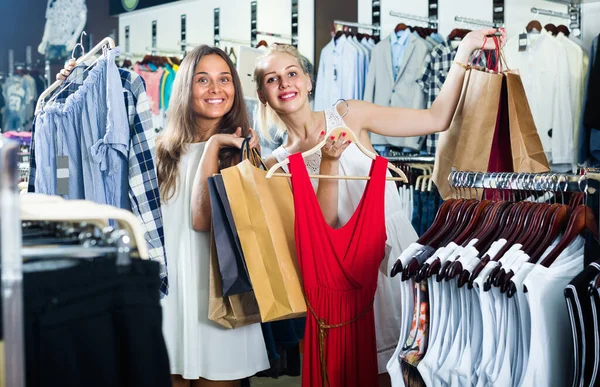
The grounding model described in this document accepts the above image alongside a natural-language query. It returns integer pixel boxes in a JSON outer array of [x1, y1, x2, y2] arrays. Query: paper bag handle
[[240, 136, 267, 170]]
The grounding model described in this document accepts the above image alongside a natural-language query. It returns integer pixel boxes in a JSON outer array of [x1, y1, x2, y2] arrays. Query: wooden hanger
[[545, 23, 558, 36], [266, 127, 408, 182], [446, 201, 506, 281], [391, 198, 458, 278], [257, 40, 269, 48], [540, 205, 599, 267], [498, 204, 569, 292], [557, 24, 570, 37], [526, 20, 543, 33], [454, 201, 514, 286], [395, 23, 409, 33], [448, 28, 470, 41], [464, 202, 519, 288], [409, 199, 472, 281]]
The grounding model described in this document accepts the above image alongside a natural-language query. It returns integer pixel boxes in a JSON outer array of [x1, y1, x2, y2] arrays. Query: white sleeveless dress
[[161, 142, 269, 380], [271, 106, 419, 373]]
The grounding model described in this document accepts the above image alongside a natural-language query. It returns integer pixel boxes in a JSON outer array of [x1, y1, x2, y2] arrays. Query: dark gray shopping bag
[[208, 174, 252, 296]]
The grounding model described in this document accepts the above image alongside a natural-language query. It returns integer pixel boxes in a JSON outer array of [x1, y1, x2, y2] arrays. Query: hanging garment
[[565, 261, 600, 387], [364, 32, 429, 150], [0, 258, 171, 387], [28, 59, 169, 295], [584, 33, 600, 130], [556, 32, 587, 167], [271, 105, 419, 372], [578, 35, 599, 166], [2, 74, 33, 131], [364, 33, 428, 150], [133, 63, 164, 115], [504, 31, 574, 166], [160, 141, 269, 380], [34, 48, 129, 210], [289, 151, 388, 387], [417, 40, 458, 154], [314, 35, 363, 110]]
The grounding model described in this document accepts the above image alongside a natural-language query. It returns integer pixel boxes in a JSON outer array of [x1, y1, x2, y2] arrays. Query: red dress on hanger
[[288, 152, 387, 387]]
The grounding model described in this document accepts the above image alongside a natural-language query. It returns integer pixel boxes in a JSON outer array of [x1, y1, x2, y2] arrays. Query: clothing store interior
[[2, 0, 600, 386]]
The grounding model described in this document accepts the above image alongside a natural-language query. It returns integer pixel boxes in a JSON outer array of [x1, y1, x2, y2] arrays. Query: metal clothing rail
[[333, 20, 382, 31], [454, 16, 503, 28], [389, 10, 438, 27], [447, 170, 600, 193], [530, 7, 570, 19], [388, 155, 435, 164], [255, 31, 293, 40], [1, 137, 25, 387]]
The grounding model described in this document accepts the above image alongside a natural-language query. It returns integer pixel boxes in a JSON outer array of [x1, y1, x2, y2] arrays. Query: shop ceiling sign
[[110, 0, 179, 15]]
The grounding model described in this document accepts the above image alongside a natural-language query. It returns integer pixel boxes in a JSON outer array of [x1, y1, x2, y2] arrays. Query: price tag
[[518, 33, 527, 52], [56, 156, 69, 195]]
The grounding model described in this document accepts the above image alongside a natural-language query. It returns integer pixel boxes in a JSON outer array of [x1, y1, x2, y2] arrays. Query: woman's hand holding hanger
[[56, 59, 77, 81]]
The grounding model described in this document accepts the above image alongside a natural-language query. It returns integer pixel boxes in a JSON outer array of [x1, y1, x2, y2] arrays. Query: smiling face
[[257, 52, 312, 115], [191, 54, 235, 120]]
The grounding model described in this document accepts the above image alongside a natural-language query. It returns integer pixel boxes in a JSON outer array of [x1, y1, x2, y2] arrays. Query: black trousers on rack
[[2, 258, 171, 387]]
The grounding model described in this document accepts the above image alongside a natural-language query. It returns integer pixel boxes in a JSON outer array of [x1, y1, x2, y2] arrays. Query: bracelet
[[453, 61, 470, 70]]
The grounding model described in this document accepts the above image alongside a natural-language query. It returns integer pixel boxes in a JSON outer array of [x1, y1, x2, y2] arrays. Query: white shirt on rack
[[504, 31, 574, 166], [314, 35, 361, 110]]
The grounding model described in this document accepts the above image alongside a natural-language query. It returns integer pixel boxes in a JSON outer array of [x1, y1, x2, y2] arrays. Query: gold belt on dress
[[305, 297, 374, 387]]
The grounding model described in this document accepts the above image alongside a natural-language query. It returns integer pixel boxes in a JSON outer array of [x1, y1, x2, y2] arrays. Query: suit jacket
[[364, 33, 429, 149]]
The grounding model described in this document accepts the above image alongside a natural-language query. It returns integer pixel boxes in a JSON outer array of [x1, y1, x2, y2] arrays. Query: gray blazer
[[364, 34, 429, 149]]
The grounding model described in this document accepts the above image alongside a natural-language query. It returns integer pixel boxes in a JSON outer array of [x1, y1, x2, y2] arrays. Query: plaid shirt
[[416, 40, 457, 155], [29, 64, 169, 296], [416, 41, 491, 154]]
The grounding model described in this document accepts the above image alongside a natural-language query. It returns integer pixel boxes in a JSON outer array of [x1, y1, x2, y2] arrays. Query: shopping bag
[[433, 65, 504, 199], [505, 70, 550, 173], [208, 174, 252, 296], [208, 231, 262, 329], [221, 148, 306, 322]]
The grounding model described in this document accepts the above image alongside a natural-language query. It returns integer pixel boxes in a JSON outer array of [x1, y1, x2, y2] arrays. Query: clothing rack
[[531, 0, 584, 37], [447, 170, 600, 193], [255, 31, 293, 40], [388, 155, 435, 164], [530, 7, 570, 19], [1, 137, 25, 387], [35, 36, 116, 114], [389, 10, 439, 29], [333, 20, 382, 31], [454, 16, 503, 28]]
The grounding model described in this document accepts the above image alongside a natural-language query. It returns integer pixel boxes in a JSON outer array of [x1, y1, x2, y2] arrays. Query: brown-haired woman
[[154, 45, 268, 387]]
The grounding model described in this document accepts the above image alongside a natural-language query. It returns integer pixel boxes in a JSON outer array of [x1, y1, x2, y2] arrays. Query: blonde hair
[[157, 45, 250, 201], [253, 44, 313, 142]]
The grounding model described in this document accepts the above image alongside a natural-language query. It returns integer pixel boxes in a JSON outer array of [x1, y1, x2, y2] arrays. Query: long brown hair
[[156, 45, 249, 201]]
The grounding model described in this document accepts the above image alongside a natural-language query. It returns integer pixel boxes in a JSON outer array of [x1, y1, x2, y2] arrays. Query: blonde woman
[[255, 28, 506, 386]]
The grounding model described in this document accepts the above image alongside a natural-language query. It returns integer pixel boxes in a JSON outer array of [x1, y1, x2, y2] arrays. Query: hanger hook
[[448, 169, 455, 198], [334, 99, 350, 119], [579, 173, 589, 206], [71, 31, 88, 60]]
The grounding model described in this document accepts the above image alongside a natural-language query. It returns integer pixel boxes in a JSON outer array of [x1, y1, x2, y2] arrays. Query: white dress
[[161, 142, 269, 380], [271, 106, 419, 373]]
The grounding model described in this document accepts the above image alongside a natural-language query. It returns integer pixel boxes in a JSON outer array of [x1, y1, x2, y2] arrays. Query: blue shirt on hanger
[[390, 29, 411, 80]]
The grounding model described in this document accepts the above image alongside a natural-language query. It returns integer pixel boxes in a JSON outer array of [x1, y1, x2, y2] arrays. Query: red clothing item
[[289, 153, 387, 387]]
